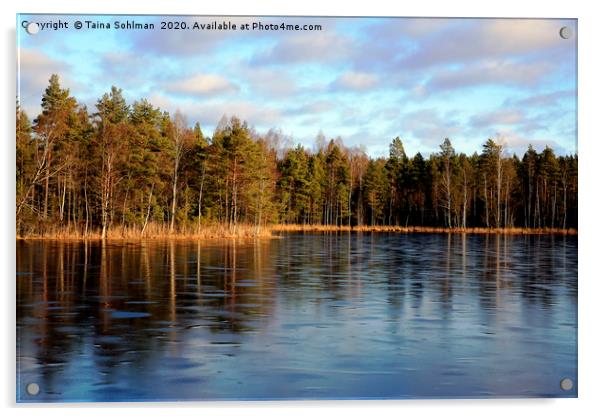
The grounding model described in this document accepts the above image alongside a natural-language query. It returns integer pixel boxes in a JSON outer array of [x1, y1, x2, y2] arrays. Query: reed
[[17, 222, 577, 240], [17, 222, 274, 240]]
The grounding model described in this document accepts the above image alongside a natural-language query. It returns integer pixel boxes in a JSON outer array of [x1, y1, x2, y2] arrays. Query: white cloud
[[147, 93, 283, 129], [17, 48, 80, 117], [470, 109, 526, 128], [242, 68, 297, 98], [251, 31, 353, 65], [331, 71, 380, 91], [504, 89, 575, 107], [285, 100, 333, 116], [402, 19, 574, 70], [427, 59, 553, 92], [129, 16, 263, 56], [400, 108, 464, 148], [492, 130, 567, 155], [166, 73, 239, 97]]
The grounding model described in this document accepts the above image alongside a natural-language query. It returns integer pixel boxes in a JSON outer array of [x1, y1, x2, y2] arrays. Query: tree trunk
[[84, 171, 90, 237], [504, 176, 510, 227], [462, 169, 467, 229], [141, 185, 154, 236], [535, 181, 541, 228], [484, 174, 489, 228], [197, 165, 205, 234], [562, 175, 567, 229], [551, 183, 557, 228], [100, 155, 113, 240], [170, 159, 179, 233], [43, 152, 51, 220], [232, 160, 238, 231], [496, 152, 502, 227]]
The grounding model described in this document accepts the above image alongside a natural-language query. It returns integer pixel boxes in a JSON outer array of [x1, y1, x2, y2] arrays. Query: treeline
[[16, 75, 577, 238]]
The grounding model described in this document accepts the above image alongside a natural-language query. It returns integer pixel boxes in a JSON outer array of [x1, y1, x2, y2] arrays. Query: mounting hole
[[560, 377, 574, 391], [559, 26, 573, 40], [26, 382, 40, 395], [25, 22, 39, 35]]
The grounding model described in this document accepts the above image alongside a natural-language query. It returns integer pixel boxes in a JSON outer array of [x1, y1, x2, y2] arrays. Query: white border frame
[[3, 1, 600, 415]]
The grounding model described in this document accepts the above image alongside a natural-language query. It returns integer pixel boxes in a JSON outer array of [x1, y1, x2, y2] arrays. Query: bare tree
[[169, 110, 189, 233], [440, 138, 455, 228]]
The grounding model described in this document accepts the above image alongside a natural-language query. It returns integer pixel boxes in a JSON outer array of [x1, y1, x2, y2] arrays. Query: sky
[[17, 14, 577, 157]]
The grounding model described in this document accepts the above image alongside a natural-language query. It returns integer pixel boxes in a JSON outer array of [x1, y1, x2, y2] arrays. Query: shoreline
[[16, 224, 577, 241], [272, 224, 577, 235]]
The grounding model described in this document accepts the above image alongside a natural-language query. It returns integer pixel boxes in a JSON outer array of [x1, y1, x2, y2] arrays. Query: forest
[[16, 75, 578, 238]]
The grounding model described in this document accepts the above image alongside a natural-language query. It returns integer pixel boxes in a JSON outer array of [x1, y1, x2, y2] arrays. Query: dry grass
[[17, 222, 577, 240], [271, 224, 577, 235], [17, 222, 274, 241]]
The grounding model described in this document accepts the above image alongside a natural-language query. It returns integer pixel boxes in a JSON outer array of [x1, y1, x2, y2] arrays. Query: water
[[16, 233, 578, 401]]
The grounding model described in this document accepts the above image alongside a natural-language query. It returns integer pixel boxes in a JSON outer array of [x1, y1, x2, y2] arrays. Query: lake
[[16, 233, 577, 401]]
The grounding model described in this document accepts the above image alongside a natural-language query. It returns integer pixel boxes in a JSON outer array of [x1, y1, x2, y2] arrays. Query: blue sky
[[17, 15, 577, 157]]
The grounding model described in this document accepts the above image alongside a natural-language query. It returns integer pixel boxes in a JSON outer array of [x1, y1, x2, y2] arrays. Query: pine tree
[[278, 145, 310, 224], [363, 159, 389, 225], [16, 103, 34, 230], [15, 80, 578, 236], [385, 137, 408, 225], [94, 86, 130, 238], [439, 138, 456, 228], [33, 74, 78, 222]]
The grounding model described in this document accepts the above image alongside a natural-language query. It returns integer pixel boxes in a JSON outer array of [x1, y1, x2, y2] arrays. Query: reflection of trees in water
[[274, 233, 352, 304], [16, 239, 279, 396], [516, 235, 577, 308], [16, 235, 577, 398], [270, 232, 576, 320], [469, 234, 576, 312]]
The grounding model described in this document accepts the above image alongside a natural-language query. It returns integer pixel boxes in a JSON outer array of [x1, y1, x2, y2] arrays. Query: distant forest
[[16, 75, 578, 237]]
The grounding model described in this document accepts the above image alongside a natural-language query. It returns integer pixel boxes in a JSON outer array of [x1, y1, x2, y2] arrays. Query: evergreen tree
[[363, 159, 389, 225], [33, 74, 78, 222], [439, 138, 456, 228], [16, 103, 34, 229], [94, 86, 131, 238], [15, 79, 578, 236], [278, 145, 310, 223]]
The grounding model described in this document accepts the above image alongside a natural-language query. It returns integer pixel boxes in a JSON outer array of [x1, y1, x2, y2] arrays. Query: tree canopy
[[16, 75, 578, 237]]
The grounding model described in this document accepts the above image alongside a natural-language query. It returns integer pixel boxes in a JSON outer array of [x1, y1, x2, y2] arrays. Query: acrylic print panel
[[16, 14, 577, 402]]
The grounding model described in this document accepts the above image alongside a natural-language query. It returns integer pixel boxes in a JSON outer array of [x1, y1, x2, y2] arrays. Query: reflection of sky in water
[[16, 234, 577, 401]]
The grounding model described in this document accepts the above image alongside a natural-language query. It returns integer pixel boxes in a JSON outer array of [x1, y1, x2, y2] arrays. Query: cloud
[[504, 89, 575, 107], [285, 100, 333, 116], [96, 52, 167, 91], [165, 73, 239, 97], [242, 68, 297, 98], [407, 85, 428, 99], [492, 130, 567, 156], [330, 71, 380, 91], [401, 19, 573, 70], [347, 19, 575, 95], [17, 16, 576, 158], [349, 19, 450, 73], [17, 48, 81, 117], [468, 103, 574, 139], [343, 128, 390, 157], [128, 16, 260, 56], [147, 94, 283, 129], [201, 101, 282, 127], [18, 49, 66, 93], [426, 59, 553, 92], [399, 108, 464, 148], [352, 18, 575, 95], [372, 18, 454, 38], [470, 109, 526, 128], [251, 31, 354, 65]]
